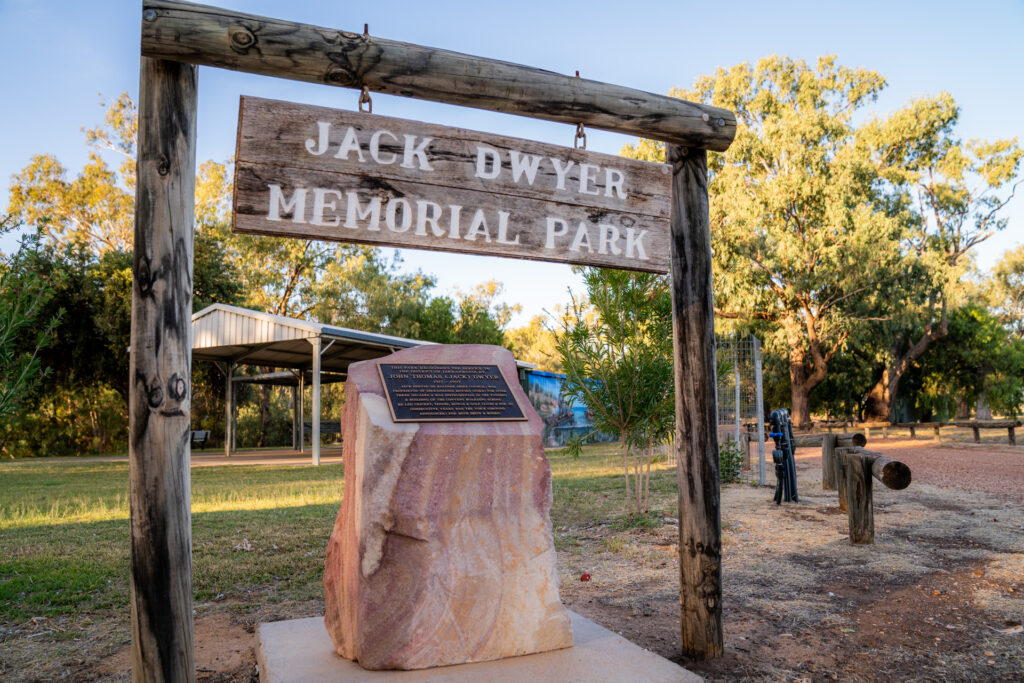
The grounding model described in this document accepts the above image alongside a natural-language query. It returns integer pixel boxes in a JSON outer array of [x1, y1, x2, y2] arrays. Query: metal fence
[[716, 335, 767, 484]]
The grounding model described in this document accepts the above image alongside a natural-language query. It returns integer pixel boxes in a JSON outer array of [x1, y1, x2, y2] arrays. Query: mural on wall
[[522, 370, 611, 448]]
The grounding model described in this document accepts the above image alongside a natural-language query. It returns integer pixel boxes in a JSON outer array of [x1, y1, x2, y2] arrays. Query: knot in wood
[[325, 67, 357, 87], [167, 373, 188, 401], [143, 9, 157, 22], [157, 154, 170, 176], [135, 260, 153, 296], [229, 26, 256, 51], [147, 378, 164, 409]]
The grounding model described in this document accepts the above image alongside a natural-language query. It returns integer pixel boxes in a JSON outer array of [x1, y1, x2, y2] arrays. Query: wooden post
[[129, 56, 197, 682], [298, 371, 304, 454], [934, 424, 940, 441], [821, 434, 838, 491], [223, 362, 233, 457], [1010, 427, 1016, 446], [311, 337, 321, 466], [836, 449, 849, 513], [668, 144, 722, 659], [844, 452, 874, 544], [973, 426, 980, 443]]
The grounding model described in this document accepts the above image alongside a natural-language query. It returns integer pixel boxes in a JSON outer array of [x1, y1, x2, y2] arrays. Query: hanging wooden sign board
[[233, 97, 672, 273]]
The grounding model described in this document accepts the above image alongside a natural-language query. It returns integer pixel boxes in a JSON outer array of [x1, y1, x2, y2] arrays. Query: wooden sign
[[377, 363, 527, 422], [233, 97, 672, 272]]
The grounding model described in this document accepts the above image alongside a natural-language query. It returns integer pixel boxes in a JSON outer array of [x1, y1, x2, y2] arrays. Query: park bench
[[190, 430, 210, 450], [953, 419, 1022, 445], [303, 420, 342, 436], [894, 421, 944, 440], [859, 421, 891, 439], [835, 446, 912, 545]]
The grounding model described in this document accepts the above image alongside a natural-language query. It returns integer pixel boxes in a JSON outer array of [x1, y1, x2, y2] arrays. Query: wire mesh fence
[[649, 336, 766, 485]]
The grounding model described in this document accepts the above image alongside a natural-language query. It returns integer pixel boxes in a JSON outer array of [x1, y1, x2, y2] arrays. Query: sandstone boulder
[[323, 344, 572, 670]]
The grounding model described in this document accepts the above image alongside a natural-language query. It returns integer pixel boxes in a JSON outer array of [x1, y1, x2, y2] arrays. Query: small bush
[[719, 438, 744, 484]]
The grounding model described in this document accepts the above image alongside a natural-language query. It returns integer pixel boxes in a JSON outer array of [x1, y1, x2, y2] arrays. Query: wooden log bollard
[[821, 434, 838, 491], [791, 432, 867, 448], [835, 446, 912, 544]]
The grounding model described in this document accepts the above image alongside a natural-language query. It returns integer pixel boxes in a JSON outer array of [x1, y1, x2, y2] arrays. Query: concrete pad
[[257, 610, 702, 683]]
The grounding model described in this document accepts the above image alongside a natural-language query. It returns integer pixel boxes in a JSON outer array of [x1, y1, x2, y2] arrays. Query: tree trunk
[[864, 318, 950, 422], [976, 392, 993, 420]]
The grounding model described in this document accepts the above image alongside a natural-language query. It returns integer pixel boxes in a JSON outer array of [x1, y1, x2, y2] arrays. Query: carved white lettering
[[569, 222, 593, 252], [597, 223, 622, 255], [551, 159, 575, 191], [578, 163, 600, 195], [545, 217, 569, 249], [304, 121, 330, 156], [448, 205, 463, 239], [604, 168, 626, 199], [267, 185, 307, 223], [509, 150, 542, 185], [334, 126, 365, 161], [343, 192, 381, 231], [311, 188, 342, 226], [463, 209, 492, 242], [415, 200, 445, 236], [624, 228, 649, 260], [401, 135, 434, 170], [370, 130, 398, 165], [385, 198, 412, 232], [495, 211, 519, 245], [475, 146, 501, 180]]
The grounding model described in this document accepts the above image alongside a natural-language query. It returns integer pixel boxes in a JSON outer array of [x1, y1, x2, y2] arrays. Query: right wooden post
[[844, 452, 875, 544], [668, 144, 723, 660], [821, 433, 838, 490]]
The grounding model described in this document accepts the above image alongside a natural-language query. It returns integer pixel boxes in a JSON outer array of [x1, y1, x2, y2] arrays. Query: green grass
[[0, 442, 676, 622], [1, 462, 344, 621]]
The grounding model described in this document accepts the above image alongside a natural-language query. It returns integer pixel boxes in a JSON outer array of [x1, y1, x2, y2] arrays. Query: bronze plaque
[[377, 363, 528, 422]]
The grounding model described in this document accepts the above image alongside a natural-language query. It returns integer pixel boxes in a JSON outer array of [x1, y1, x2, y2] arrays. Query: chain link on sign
[[358, 86, 372, 114], [574, 123, 586, 150]]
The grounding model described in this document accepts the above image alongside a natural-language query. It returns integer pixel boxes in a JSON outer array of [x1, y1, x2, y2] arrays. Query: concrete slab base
[[257, 610, 702, 682]]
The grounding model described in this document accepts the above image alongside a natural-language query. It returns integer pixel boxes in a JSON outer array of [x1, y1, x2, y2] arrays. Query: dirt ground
[[3, 440, 1022, 682]]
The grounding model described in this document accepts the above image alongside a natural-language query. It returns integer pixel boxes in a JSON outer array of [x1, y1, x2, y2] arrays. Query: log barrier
[[835, 446, 912, 544], [953, 419, 1022, 446]]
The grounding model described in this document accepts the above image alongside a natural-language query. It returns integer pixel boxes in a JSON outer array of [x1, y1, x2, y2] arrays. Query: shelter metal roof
[[191, 304, 534, 378], [191, 303, 433, 375]]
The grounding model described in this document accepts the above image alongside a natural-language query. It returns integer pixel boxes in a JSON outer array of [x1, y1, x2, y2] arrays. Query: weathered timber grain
[[141, 0, 737, 151], [835, 446, 911, 490], [237, 97, 672, 218], [233, 163, 670, 273], [792, 432, 866, 448], [668, 144, 722, 659], [821, 434, 838, 491], [844, 452, 874, 545], [836, 448, 849, 513], [129, 56, 197, 682]]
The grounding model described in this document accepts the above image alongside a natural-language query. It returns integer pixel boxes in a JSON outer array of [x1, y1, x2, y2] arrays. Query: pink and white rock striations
[[323, 344, 573, 670]]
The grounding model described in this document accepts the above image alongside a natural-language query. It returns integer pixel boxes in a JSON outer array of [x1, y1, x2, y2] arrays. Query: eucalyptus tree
[[625, 56, 904, 424]]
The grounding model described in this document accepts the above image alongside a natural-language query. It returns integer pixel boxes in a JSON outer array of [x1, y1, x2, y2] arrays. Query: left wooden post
[[129, 55, 197, 682]]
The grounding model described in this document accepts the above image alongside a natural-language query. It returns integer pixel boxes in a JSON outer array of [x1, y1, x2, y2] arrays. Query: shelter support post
[[298, 372, 304, 454], [224, 362, 233, 457], [291, 384, 299, 451], [128, 56, 197, 682], [311, 337, 321, 466], [668, 145, 723, 659]]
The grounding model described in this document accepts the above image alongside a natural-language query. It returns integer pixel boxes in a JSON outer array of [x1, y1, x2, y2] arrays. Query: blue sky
[[2, 0, 1022, 326]]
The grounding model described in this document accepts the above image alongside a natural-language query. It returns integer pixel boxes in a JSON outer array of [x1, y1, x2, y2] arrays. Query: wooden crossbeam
[[140, 0, 737, 150]]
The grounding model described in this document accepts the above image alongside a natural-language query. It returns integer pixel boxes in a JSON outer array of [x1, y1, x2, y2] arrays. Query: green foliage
[[909, 305, 1024, 417], [0, 230, 62, 429], [718, 438, 744, 485], [555, 268, 673, 516], [988, 245, 1024, 339]]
